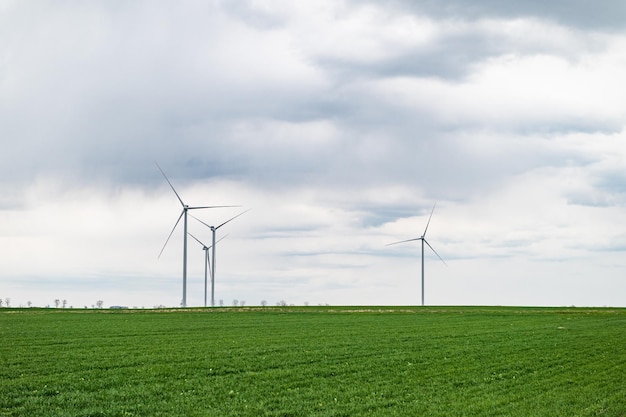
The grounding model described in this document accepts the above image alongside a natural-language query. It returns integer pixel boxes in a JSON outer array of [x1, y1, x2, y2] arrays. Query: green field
[[2, 306, 625, 416]]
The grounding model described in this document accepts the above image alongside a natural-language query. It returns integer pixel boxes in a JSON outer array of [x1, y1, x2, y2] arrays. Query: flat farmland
[[1, 306, 625, 416]]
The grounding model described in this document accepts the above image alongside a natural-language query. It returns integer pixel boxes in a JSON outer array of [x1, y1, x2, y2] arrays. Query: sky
[[1, 0, 626, 308]]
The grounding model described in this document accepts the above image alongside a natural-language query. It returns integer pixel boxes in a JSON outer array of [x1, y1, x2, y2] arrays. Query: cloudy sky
[[2, 0, 626, 308]]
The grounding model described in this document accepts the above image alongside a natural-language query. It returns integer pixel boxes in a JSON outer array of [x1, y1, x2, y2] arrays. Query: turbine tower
[[386, 203, 447, 306], [191, 209, 249, 306], [188, 232, 228, 307], [156, 162, 236, 307]]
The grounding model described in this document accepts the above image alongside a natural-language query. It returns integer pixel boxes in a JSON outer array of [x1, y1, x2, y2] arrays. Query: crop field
[[1, 306, 625, 417]]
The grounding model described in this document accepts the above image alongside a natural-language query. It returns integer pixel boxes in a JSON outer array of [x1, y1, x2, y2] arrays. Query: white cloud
[[371, 47, 626, 132], [2, 1, 626, 308]]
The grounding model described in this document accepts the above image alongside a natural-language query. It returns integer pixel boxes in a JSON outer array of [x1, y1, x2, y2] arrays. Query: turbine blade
[[188, 205, 240, 210], [207, 233, 229, 250], [158, 210, 184, 259], [188, 232, 206, 248], [385, 237, 421, 246], [424, 239, 448, 266], [216, 209, 250, 229], [155, 161, 185, 207], [189, 213, 212, 229], [422, 202, 437, 237]]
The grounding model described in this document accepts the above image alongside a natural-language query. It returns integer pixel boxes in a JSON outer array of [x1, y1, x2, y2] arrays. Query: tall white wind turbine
[[191, 209, 249, 307], [188, 233, 228, 307], [156, 162, 236, 307], [386, 203, 447, 306]]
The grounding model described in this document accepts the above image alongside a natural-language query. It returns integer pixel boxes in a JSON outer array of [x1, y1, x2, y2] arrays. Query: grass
[[1, 306, 625, 416]]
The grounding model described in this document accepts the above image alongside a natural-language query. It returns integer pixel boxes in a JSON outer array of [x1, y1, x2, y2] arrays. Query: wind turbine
[[188, 232, 228, 307], [156, 162, 236, 307], [386, 203, 447, 306], [191, 209, 249, 307]]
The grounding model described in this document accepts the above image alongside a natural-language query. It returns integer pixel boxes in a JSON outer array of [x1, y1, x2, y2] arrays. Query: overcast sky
[[2, 0, 626, 308]]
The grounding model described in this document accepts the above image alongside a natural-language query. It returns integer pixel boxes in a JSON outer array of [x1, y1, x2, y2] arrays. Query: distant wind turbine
[[188, 232, 228, 307], [155, 162, 237, 307], [191, 209, 249, 307], [386, 203, 447, 306]]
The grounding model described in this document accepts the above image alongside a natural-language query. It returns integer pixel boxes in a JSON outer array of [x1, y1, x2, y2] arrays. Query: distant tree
[[277, 300, 287, 307], [0, 299, 3, 307], [240, 300, 246, 307], [54, 299, 60, 308], [62, 300, 67, 308], [304, 301, 309, 307], [261, 300, 267, 307], [219, 299, 224, 307], [96, 300, 104, 309], [232, 299, 239, 307], [27, 301, 32, 308], [4, 298, 10, 308]]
